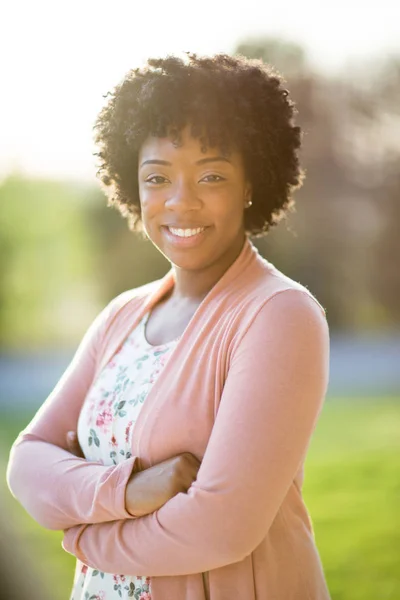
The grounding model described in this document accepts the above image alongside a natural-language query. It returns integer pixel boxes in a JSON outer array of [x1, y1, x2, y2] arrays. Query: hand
[[125, 452, 201, 517], [66, 431, 85, 458]]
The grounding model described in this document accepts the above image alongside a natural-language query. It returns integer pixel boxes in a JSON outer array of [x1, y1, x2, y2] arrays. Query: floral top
[[71, 310, 180, 600]]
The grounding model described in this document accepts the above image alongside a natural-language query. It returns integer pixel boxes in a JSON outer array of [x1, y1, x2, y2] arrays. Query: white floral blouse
[[71, 310, 180, 600]]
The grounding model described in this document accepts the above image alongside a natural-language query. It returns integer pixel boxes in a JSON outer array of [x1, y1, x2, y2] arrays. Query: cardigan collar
[[96, 236, 268, 379], [140, 234, 264, 315]]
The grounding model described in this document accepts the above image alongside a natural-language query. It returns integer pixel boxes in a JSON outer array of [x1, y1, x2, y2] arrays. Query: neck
[[169, 234, 247, 303]]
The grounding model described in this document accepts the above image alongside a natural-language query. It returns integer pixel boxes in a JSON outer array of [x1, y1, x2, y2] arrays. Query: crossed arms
[[6, 289, 329, 576]]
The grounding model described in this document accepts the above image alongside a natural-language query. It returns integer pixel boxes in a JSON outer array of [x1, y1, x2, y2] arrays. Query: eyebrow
[[139, 156, 232, 168]]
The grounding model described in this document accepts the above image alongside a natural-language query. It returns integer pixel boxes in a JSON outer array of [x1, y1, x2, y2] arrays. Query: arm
[[62, 289, 330, 575], [6, 296, 139, 530]]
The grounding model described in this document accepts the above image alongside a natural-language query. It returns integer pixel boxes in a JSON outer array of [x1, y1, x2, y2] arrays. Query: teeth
[[168, 227, 205, 237]]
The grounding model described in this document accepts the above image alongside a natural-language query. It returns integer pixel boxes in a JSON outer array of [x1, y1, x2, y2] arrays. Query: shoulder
[[245, 256, 327, 319], [109, 279, 162, 311], [95, 278, 165, 329], [228, 260, 329, 354], [229, 286, 330, 371]]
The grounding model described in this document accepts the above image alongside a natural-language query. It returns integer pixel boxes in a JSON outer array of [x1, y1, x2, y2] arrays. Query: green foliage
[[83, 187, 170, 301], [0, 174, 97, 348], [1, 398, 399, 599], [235, 36, 308, 78], [0, 174, 171, 349], [2, 45, 400, 346]]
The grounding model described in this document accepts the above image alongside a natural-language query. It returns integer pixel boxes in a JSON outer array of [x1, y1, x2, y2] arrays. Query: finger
[[66, 433, 78, 455], [66, 431, 84, 458]]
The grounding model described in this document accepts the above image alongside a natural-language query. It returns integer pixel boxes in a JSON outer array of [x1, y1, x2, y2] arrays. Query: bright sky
[[1, 0, 399, 182]]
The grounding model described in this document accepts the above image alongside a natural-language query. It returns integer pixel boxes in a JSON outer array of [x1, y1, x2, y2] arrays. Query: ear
[[244, 181, 252, 203]]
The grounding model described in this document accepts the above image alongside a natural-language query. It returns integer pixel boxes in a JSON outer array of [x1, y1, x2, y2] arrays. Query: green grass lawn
[[1, 396, 399, 600], [304, 397, 400, 600]]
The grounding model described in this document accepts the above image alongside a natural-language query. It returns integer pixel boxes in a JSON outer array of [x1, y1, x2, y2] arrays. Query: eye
[[145, 175, 169, 185], [200, 174, 226, 183]]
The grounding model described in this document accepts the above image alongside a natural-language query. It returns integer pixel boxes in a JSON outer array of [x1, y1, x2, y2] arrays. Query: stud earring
[[245, 200, 252, 208]]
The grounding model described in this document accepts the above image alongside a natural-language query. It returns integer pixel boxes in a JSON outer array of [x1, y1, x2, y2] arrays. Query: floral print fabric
[[70, 310, 180, 600]]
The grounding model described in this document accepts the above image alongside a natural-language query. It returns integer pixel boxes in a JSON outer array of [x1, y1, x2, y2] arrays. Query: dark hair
[[93, 52, 305, 238]]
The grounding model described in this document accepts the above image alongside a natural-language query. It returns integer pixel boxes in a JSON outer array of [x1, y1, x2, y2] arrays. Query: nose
[[165, 179, 202, 212]]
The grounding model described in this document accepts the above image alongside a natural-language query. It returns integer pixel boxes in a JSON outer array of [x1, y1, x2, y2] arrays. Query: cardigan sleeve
[[62, 289, 330, 575], [6, 295, 139, 531]]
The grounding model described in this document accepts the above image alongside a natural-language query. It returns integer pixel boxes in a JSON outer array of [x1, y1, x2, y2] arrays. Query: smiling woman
[[6, 53, 331, 600], [93, 53, 304, 239], [137, 128, 252, 291]]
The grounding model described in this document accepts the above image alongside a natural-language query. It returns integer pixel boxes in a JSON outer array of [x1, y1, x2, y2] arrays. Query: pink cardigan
[[7, 236, 331, 599]]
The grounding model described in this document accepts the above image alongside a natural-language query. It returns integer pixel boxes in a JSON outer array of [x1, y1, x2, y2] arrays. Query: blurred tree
[[333, 55, 400, 328], [235, 37, 350, 328], [370, 161, 400, 325], [234, 37, 400, 331], [1, 48, 399, 348], [236, 36, 309, 79], [0, 174, 98, 348], [83, 186, 170, 301]]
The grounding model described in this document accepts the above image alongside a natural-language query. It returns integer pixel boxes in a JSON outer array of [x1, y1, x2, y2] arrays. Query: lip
[[163, 224, 209, 228], [162, 225, 210, 248]]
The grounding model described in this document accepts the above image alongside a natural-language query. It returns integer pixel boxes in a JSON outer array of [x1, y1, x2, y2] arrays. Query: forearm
[[5, 295, 143, 530], [62, 289, 329, 575], [7, 433, 138, 530], [63, 484, 241, 576]]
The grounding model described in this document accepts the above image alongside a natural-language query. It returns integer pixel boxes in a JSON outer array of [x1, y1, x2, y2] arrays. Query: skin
[[66, 124, 253, 510], [138, 124, 252, 305]]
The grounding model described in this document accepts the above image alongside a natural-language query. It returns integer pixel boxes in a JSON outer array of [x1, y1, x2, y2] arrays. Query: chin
[[166, 252, 212, 272]]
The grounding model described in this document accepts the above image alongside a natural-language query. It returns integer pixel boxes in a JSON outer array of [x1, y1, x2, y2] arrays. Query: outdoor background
[[0, 0, 399, 599]]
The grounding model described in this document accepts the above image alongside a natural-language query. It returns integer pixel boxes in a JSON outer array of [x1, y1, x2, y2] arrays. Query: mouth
[[162, 225, 211, 247], [165, 225, 207, 236]]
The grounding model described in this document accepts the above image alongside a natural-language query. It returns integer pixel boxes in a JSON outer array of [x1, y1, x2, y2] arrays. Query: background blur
[[1, 0, 399, 598]]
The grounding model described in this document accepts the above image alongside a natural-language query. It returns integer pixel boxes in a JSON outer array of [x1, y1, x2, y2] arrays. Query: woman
[[7, 53, 331, 599]]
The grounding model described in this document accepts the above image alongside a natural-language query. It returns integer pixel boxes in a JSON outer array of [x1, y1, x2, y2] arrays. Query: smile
[[162, 226, 210, 247], [168, 227, 206, 237]]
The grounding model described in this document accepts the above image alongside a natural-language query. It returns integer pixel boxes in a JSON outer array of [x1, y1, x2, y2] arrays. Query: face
[[138, 125, 252, 273]]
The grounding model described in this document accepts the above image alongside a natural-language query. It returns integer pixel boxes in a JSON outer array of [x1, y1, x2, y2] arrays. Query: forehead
[[138, 126, 238, 163]]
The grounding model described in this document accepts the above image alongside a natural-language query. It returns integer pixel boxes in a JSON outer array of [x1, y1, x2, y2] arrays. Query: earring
[[245, 200, 252, 208]]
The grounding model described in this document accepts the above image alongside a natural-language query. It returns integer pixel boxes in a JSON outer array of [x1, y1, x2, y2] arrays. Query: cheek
[[139, 190, 163, 219], [208, 188, 245, 218]]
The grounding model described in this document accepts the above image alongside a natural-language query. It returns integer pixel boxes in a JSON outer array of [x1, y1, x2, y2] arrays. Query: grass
[[1, 396, 400, 600], [304, 397, 400, 600]]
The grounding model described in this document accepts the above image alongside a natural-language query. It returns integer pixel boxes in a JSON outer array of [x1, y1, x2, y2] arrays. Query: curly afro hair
[[93, 52, 305, 238]]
